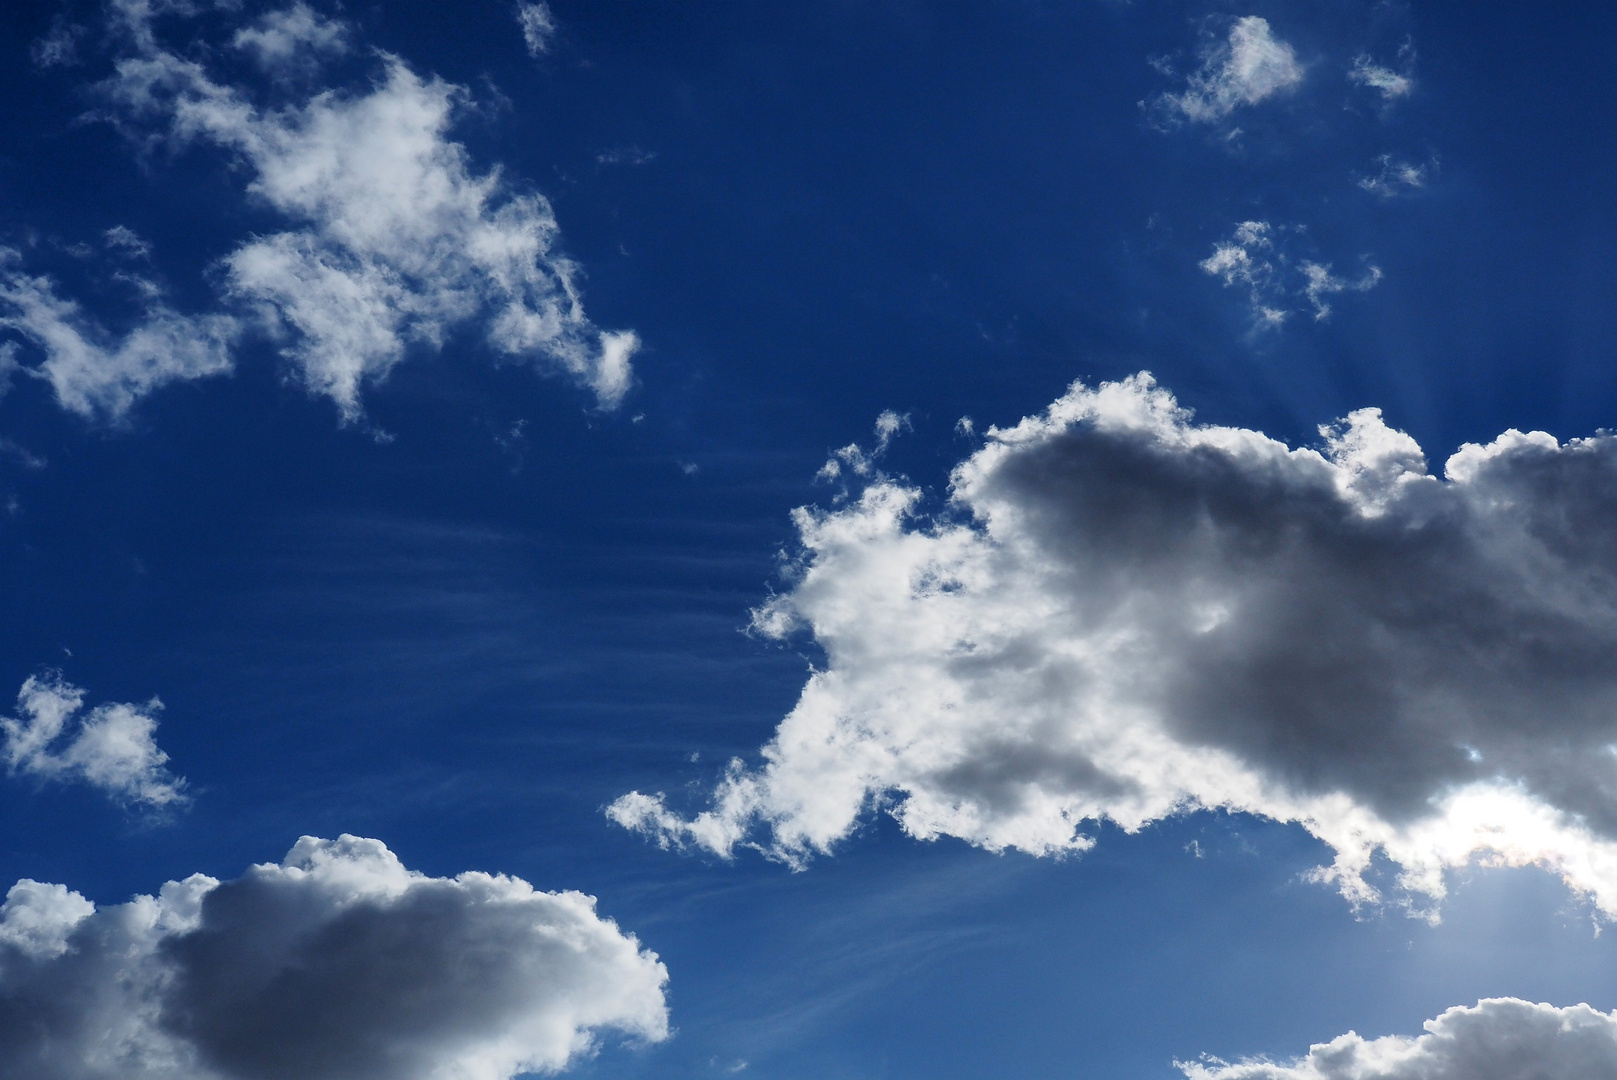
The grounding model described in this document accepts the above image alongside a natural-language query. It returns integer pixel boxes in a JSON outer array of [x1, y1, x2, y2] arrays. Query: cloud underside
[[0, 835, 668, 1080], [613, 373, 1617, 917], [1183, 998, 1617, 1080], [0, 3, 635, 421]]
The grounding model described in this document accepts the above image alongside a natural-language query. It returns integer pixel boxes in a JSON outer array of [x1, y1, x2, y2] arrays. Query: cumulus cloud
[[1181, 998, 1617, 1080], [0, 834, 668, 1080], [1358, 154, 1433, 198], [516, 1, 557, 57], [96, 12, 637, 420], [0, 251, 238, 420], [1, 673, 187, 808], [613, 373, 1617, 918], [1199, 222, 1381, 326], [1158, 16, 1304, 124]]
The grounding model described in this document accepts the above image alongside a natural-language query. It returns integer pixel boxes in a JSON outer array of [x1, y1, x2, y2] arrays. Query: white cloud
[[1181, 998, 1617, 1080], [1199, 221, 1381, 326], [231, 1, 348, 72], [101, 22, 638, 420], [0, 834, 669, 1080], [1, 673, 187, 808], [1160, 16, 1304, 124], [0, 251, 239, 420], [1350, 54, 1414, 101], [516, 1, 558, 57], [613, 373, 1617, 919], [1359, 154, 1433, 198], [1300, 261, 1383, 320]]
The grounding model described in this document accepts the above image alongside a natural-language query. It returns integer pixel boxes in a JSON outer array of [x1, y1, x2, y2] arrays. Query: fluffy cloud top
[[1161, 16, 1304, 124], [0, 834, 668, 1080], [613, 374, 1617, 917], [2, 673, 187, 808], [1182, 998, 1617, 1080]]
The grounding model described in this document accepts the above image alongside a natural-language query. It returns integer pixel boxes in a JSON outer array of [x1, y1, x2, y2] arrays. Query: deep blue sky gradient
[[3, 2, 1617, 1076]]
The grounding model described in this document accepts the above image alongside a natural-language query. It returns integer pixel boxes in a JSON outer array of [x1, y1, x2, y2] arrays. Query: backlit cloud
[[0, 835, 668, 1079], [614, 374, 1617, 918], [1181, 998, 1617, 1080]]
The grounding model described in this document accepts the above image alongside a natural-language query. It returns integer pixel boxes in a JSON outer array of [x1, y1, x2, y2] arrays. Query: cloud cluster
[[1200, 222, 1381, 325], [0, 834, 668, 1080], [2, 2, 635, 422], [613, 373, 1617, 917], [1181, 998, 1617, 1080], [1159, 16, 1303, 124], [2, 673, 186, 808]]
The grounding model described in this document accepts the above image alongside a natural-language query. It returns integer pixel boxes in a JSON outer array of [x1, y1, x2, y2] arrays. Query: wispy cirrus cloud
[[1181, 998, 1617, 1080], [1350, 44, 1416, 102], [614, 374, 1617, 919], [1358, 153, 1435, 198], [0, 835, 668, 1079], [1, 672, 187, 809]]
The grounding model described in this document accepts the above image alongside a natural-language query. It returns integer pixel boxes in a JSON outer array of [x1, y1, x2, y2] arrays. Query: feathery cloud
[[1200, 221, 1381, 326]]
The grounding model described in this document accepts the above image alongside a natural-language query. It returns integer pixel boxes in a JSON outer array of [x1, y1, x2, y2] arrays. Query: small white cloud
[[1159, 16, 1304, 124], [232, 2, 348, 72], [1, 672, 187, 809], [1200, 221, 1380, 326], [1300, 261, 1383, 320], [1181, 998, 1617, 1080], [516, 0, 557, 57], [0, 835, 670, 1079], [31, 18, 82, 69], [103, 226, 152, 259], [1350, 53, 1415, 101], [612, 373, 1617, 919], [1358, 153, 1434, 198], [0, 254, 238, 420]]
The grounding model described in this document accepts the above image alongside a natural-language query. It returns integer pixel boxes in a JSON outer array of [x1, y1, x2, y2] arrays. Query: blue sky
[[4, 2, 1617, 1078]]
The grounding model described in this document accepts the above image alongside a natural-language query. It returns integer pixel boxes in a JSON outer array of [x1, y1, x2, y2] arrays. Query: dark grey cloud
[[0, 835, 667, 1079], [613, 374, 1617, 916]]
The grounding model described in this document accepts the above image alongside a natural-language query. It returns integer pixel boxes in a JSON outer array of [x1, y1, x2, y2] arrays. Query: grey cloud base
[[613, 374, 1617, 916], [0, 835, 668, 1080], [1182, 999, 1617, 1080]]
